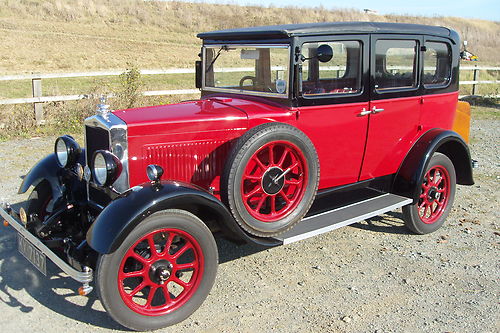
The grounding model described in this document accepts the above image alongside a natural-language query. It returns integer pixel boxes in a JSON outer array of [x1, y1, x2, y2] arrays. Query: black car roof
[[197, 21, 458, 42]]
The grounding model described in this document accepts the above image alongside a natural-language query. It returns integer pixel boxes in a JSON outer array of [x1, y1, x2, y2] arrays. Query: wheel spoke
[[244, 186, 263, 198], [255, 195, 267, 212], [122, 270, 145, 278], [253, 156, 267, 171], [160, 232, 176, 257], [277, 148, 290, 168], [147, 235, 157, 259], [425, 204, 432, 218], [417, 199, 426, 210], [128, 281, 147, 297], [244, 174, 262, 181], [289, 161, 299, 170], [161, 285, 172, 304], [285, 179, 301, 186], [268, 143, 274, 165], [279, 190, 291, 204], [146, 286, 158, 308], [173, 277, 188, 288], [131, 251, 148, 264], [270, 196, 276, 214], [172, 243, 193, 260], [175, 262, 196, 270]]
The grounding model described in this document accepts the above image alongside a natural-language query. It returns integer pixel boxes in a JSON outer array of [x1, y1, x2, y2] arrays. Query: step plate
[[276, 193, 412, 245]]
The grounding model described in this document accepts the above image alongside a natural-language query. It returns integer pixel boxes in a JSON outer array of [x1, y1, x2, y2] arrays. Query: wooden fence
[[0, 65, 498, 124]]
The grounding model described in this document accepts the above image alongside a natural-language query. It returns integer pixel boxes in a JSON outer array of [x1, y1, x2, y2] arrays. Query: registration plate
[[18, 233, 47, 276]]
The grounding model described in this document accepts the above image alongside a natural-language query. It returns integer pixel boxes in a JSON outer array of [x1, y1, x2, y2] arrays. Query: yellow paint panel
[[453, 101, 471, 143]]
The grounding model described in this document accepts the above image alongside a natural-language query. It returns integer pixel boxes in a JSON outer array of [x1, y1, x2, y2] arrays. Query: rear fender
[[393, 129, 474, 203], [86, 181, 279, 254]]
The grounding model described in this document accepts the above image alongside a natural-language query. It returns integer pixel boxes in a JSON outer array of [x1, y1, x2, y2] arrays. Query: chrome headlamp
[[91, 150, 122, 187], [54, 135, 81, 168]]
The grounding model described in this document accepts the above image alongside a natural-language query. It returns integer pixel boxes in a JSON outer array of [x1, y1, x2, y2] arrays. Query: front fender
[[393, 129, 474, 203], [86, 181, 279, 254], [18, 154, 64, 200]]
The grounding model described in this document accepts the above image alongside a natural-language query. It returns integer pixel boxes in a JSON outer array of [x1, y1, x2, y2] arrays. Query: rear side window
[[375, 40, 418, 90], [423, 41, 451, 87], [301, 40, 362, 96]]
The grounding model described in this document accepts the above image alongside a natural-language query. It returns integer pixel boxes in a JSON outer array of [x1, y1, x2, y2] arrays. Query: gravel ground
[[0, 116, 498, 333]]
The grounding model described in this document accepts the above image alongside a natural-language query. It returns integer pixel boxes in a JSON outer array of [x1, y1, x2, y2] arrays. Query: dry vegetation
[[0, 0, 499, 74]]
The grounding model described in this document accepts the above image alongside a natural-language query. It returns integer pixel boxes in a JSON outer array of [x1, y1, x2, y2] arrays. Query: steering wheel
[[239, 76, 256, 89]]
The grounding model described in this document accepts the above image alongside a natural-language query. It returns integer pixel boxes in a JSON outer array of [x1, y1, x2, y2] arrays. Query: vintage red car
[[1, 22, 474, 331]]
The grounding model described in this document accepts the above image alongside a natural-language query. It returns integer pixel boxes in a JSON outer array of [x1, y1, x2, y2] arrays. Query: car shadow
[[350, 211, 410, 235], [0, 203, 125, 330]]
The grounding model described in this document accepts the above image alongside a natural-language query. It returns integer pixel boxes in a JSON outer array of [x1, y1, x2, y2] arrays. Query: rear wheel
[[402, 152, 456, 234], [96, 210, 218, 331]]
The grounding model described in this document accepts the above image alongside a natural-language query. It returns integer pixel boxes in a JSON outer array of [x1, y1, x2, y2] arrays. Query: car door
[[359, 34, 424, 181], [296, 35, 370, 189]]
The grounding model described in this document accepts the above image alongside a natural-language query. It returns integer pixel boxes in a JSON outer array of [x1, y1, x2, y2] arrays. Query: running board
[[275, 193, 412, 245]]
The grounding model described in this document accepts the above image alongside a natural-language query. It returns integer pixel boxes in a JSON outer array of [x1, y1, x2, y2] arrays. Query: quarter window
[[423, 41, 451, 87], [375, 40, 418, 90], [301, 41, 362, 96]]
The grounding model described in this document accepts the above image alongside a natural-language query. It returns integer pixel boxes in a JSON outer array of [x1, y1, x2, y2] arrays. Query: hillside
[[0, 0, 499, 74]]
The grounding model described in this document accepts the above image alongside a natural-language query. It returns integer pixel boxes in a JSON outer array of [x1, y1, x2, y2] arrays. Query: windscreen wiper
[[205, 45, 228, 73]]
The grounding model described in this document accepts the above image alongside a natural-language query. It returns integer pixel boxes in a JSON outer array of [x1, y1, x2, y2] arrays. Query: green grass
[[0, 74, 195, 99]]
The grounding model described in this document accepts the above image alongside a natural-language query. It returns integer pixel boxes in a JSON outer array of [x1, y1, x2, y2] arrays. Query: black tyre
[[96, 209, 218, 331], [26, 180, 53, 222], [221, 122, 319, 237], [402, 152, 456, 234]]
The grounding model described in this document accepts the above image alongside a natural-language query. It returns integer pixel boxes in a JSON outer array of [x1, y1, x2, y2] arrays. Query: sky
[[172, 0, 500, 22]]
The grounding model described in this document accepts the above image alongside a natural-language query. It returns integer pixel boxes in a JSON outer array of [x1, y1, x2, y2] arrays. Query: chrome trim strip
[[84, 113, 129, 193], [0, 205, 93, 283]]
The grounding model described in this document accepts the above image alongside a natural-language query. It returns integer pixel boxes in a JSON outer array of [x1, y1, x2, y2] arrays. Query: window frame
[[201, 43, 292, 99], [295, 34, 370, 107], [370, 34, 424, 100], [422, 38, 453, 90]]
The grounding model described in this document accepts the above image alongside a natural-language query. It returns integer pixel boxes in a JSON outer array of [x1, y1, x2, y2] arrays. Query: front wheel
[[402, 152, 456, 234], [96, 210, 218, 331]]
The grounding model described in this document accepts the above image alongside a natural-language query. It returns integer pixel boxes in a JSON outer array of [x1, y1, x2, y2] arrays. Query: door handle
[[371, 106, 384, 114], [358, 108, 371, 116]]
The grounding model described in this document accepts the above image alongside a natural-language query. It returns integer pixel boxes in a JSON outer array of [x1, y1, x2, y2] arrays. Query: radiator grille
[[143, 140, 232, 189]]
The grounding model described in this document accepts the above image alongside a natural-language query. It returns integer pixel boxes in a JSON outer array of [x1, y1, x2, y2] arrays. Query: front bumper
[[0, 202, 93, 284]]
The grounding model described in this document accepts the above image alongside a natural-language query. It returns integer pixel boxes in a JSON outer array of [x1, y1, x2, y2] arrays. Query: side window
[[301, 41, 361, 96], [423, 41, 451, 87], [375, 40, 418, 90]]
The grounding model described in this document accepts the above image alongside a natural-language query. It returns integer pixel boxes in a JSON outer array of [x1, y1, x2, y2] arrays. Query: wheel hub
[[427, 187, 439, 201], [149, 259, 173, 285], [261, 167, 285, 195]]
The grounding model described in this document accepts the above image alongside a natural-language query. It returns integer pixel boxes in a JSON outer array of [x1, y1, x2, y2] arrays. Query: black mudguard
[[393, 129, 474, 203], [86, 180, 280, 254], [18, 154, 64, 201]]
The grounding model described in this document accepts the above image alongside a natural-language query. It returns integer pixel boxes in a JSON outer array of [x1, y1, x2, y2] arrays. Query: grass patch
[[470, 106, 500, 120]]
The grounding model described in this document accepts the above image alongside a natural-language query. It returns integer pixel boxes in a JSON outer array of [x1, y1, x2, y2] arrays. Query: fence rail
[[0, 65, 498, 124]]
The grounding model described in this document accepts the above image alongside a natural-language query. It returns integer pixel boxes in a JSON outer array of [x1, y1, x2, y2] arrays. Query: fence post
[[32, 77, 44, 125], [472, 65, 479, 95]]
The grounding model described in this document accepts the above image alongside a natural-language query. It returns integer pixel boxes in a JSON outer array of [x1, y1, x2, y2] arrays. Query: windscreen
[[204, 45, 290, 97]]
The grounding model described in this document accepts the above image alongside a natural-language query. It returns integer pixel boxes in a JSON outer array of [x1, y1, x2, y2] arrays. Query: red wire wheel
[[241, 141, 308, 222], [403, 152, 456, 234], [117, 228, 204, 316], [97, 210, 218, 331], [417, 165, 450, 224], [222, 123, 319, 237]]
